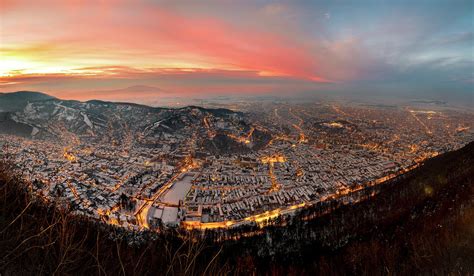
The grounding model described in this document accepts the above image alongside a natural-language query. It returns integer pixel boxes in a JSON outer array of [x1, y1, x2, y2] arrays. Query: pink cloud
[[0, 66, 326, 103], [2, 1, 329, 83]]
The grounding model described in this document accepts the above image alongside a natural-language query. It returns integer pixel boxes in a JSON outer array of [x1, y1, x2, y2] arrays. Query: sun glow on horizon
[[0, 0, 471, 102]]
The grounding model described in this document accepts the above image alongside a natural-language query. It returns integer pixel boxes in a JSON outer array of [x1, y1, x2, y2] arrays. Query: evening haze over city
[[0, 1, 473, 275]]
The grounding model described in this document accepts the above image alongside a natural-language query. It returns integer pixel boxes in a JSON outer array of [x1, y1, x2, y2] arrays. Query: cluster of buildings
[[1, 103, 472, 231]]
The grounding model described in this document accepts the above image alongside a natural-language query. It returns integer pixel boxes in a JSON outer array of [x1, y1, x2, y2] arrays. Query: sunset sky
[[1, 0, 472, 103]]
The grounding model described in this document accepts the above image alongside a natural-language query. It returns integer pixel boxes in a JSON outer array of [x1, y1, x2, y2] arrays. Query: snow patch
[[24, 102, 34, 114], [31, 127, 39, 136], [82, 113, 93, 128], [52, 105, 60, 116]]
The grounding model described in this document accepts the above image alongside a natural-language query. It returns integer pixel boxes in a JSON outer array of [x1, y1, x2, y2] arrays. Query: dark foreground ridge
[[1, 142, 473, 275]]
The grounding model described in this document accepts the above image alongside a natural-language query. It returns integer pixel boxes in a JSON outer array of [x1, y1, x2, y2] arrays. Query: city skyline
[[1, 90, 472, 231]]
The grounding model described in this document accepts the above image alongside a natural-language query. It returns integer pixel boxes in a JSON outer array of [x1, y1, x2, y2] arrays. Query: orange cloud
[[1, 1, 328, 84], [0, 66, 326, 104]]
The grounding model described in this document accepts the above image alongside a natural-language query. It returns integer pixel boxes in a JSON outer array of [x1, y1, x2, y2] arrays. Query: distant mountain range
[[90, 85, 165, 101], [0, 91, 267, 153]]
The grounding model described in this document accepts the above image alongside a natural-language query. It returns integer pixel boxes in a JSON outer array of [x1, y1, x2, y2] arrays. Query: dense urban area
[[1, 94, 473, 234]]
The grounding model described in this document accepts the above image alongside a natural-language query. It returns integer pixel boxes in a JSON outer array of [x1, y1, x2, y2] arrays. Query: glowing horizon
[[1, 0, 472, 103]]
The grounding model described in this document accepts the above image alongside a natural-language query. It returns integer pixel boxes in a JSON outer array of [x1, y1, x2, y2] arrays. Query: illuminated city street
[[1, 100, 472, 232]]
